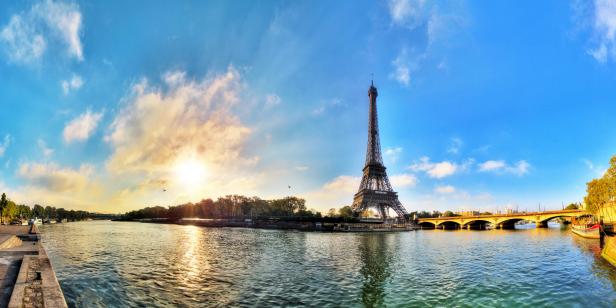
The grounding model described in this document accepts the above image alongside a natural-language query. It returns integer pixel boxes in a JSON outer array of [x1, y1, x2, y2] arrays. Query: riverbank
[[0, 225, 66, 308], [115, 217, 417, 232]]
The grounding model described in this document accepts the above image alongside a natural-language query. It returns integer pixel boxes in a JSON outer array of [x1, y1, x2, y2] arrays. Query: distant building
[[457, 211, 480, 216]]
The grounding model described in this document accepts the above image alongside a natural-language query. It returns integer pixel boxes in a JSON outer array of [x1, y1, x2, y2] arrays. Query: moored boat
[[571, 223, 600, 239]]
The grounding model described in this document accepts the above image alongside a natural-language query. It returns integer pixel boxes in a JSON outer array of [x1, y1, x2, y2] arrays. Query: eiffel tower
[[351, 81, 409, 221]]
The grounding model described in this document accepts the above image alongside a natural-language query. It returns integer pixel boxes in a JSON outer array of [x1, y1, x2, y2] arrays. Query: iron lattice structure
[[351, 82, 409, 221]]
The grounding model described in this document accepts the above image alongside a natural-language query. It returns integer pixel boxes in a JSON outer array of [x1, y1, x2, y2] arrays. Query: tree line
[[0, 192, 98, 223], [585, 155, 616, 215], [124, 195, 324, 220]]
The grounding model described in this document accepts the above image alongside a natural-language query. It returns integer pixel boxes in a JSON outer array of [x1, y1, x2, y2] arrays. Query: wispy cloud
[[478, 160, 530, 176], [17, 162, 93, 192], [37, 138, 54, 158], [387, 1, 466, 86], [391, 48, 413, 86], [390, 173, 418, 188], [295, 165, 309, 172], [265, 94, 281, 108], [434, 184, 455, 194], [61, 74, 83, 94], [0, 0, 83, 64], [575, 0, 616, 63], [63, 110, 103, 143], [388, 0, 428, 28], [408, 156, 458, 178], [384, 146, 403, 164], [447, 137, 463, 154], [311, 98, 344, 116], [0, 134, 12, 157]]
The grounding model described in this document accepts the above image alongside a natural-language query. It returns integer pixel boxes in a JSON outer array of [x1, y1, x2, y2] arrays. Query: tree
[[3, 201, 17, 221], [565, 203, 579, 210], [327, 208, 338, 217], [584, 155, 616, 214], [0, 193, 7, 224], [32, 204, 45, 218], [442, 210, 456, 217], [338, 206, 353, 218]]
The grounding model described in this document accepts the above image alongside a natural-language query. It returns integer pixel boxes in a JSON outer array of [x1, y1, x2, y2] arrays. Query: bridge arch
[[496, 218, 527, 229], [418, 221, 436, 229], [462, 219, 493, 230], [436, 221, 461, 230]]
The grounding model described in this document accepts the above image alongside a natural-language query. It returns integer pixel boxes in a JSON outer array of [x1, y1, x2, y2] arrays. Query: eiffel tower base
[[352, 190, 408, 222]]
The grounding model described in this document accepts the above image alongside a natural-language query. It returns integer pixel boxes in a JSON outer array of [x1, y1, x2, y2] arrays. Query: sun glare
[[174, 158, 207, 189]]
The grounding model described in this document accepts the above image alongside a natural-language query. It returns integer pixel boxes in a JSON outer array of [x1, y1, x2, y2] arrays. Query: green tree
[[584, 155, 616, 214], [32, 204, 45, 218], [565, 203, 579, 210], [338, 206, 353, 218], [0, 193, 6, 224], [442, 210, 456, 217]]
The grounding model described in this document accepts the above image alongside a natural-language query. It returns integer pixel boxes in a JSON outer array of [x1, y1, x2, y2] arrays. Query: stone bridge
[[417, 209, 589, 230]]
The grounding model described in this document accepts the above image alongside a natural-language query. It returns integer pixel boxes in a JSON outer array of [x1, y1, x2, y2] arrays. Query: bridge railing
[[417, 209, 588, 221]]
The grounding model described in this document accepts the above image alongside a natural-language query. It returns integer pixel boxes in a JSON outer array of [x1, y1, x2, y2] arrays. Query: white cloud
[[295, 166, 309, 172], [387, 1, 465, 86], [390, 173, 418, 188], [584, 0, 616, 63], [447, 137, 463, 154], [478, 160, 505, 171], [17, 162, 93, 192], [0, 134, 12, 157], [582, 158, 595, 170], [0, 16, 46, 63], [388, 0, 428, 28], [391, 49, 411, 86], [61, 74, 83, 94], [311, 98, 344, 116], [38, 0, 83, 60], [435, 184, 455, 194], [63, 110, 103, 143], [106, 66, 256, 178], [265, 94, 281, 107], [0, 0, 83, 64], [322, 175, 361, 193], [408, 156, 458, 178], [37, 139, 54, 158], [384, 146, 403, 163], [478, 159, 530, 176]]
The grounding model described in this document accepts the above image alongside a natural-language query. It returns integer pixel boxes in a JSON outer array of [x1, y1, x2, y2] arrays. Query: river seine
[[39, 221, 616, 307]]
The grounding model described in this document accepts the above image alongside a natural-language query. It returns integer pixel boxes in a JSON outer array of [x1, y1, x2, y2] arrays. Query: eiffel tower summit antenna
[[351, 80, 409, 221]]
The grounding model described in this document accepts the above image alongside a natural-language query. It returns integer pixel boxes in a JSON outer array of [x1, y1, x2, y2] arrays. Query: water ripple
[[39, 222, 616, 307]]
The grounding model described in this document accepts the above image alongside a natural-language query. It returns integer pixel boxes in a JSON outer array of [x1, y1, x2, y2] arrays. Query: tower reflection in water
[[358, 234, 395, 307]]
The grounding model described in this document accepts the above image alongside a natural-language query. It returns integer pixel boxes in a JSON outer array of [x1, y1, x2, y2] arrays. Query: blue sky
[[1, 0, 616, 213]]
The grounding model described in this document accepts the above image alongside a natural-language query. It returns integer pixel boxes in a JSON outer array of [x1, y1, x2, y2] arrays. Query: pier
[[0, 225, 66, 308]]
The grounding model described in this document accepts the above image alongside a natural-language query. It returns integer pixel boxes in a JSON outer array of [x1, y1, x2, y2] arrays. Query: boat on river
[[571, 223, 600, 239], [28, 218, 42, 225]]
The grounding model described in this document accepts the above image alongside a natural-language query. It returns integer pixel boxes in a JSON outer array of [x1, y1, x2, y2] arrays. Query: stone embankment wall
[[0, 225, 67, 308]]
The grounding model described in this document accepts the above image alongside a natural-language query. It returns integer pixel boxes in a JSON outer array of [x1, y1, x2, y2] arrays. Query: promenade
[[0, 225, 66, 308]]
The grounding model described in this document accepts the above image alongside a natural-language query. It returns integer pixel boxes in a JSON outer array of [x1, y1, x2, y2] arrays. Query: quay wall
[[0, 225, 67, 308]]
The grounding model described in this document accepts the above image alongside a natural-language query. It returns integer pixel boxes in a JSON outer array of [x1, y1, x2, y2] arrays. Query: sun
[[174, 158, 207, 189]]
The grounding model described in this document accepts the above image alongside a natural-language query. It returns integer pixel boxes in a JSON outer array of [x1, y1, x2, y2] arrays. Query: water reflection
[[358, 234, 393, 307]]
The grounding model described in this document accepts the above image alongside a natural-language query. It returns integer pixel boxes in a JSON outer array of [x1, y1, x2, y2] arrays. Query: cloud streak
[[0, 0, 83, 64]]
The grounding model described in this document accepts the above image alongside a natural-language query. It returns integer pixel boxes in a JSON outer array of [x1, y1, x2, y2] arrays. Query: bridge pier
[[535, 221, 548, 228]]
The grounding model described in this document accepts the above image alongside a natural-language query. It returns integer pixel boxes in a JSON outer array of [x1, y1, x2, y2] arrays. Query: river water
[[39, 221, 616, 307]]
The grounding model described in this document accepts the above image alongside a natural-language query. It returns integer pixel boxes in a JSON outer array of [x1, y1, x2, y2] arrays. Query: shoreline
[[114, 218, 418, 232]]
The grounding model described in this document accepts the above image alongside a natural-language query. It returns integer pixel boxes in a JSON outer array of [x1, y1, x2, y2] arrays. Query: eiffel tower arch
[[351, 81, 409, 221]]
